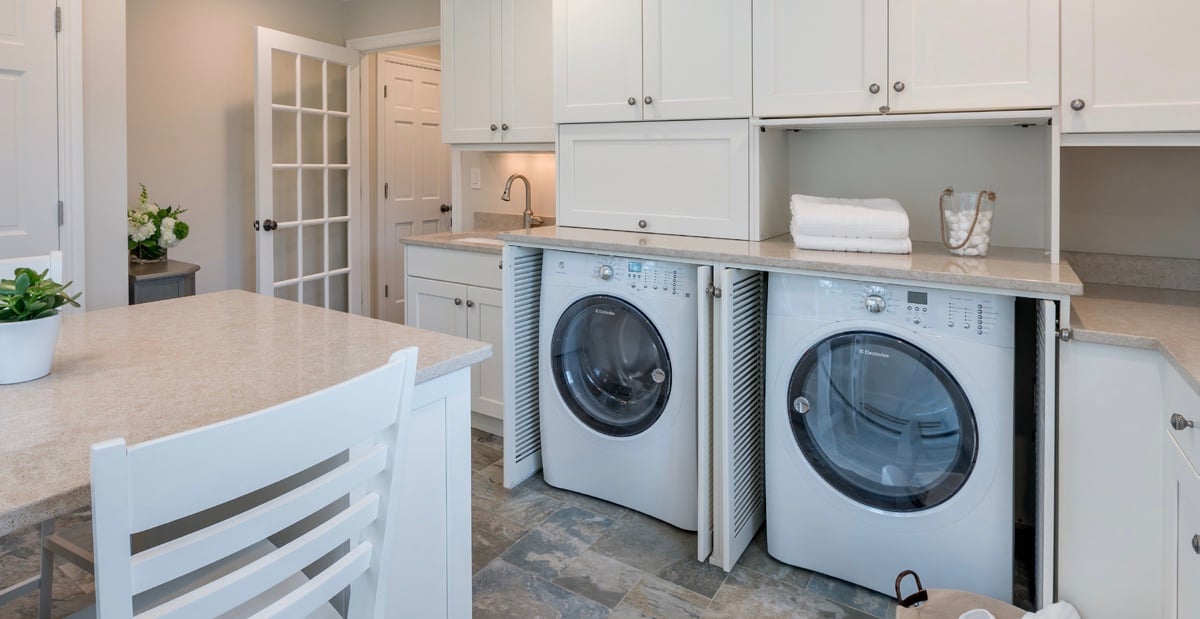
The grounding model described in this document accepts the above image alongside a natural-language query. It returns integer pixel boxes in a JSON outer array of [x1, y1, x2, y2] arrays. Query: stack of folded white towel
[[789, 193, 912, 254]]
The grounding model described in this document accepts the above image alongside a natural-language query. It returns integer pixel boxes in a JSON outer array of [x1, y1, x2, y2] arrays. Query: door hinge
[[705, 284, 722, 299], [384, 284, 389, 298], [384, 182, 389, 199], [383, 85, 388, 99], [54, 6, 61, 33], [57, 200, 64, 226]]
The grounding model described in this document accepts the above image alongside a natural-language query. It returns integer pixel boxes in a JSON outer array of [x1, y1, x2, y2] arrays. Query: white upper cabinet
[[1061, 0, 1200, 133], [442, 0, 554, 143], [554, 0, 751, 123], [753, 0, 888, 117], [754, 0, 1057, 118]]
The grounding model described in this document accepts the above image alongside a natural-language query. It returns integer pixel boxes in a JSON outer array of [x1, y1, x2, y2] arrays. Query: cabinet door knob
[[501, 123, 509, 131], [1070, 99, 1086, 111], [1193, 534, 1200, 555], [1171, 413, 1195, 431], [490, 124, 497, 131], [466, 300, 475, 308], [868, 83, 880, 94], [644, 95, 653, 105], [454, 298, 463, 306], [892, 81, 906, 93], [638, 219, 648, 229], [628, 97, 637, 106]]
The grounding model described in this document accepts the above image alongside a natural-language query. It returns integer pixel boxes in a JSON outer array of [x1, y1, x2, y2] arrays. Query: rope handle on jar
[[939, 187, 996, 251]]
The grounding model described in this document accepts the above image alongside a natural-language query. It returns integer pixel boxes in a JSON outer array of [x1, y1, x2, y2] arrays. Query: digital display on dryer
[[907, 291, 928, 305], [628, 261, 643, 273]]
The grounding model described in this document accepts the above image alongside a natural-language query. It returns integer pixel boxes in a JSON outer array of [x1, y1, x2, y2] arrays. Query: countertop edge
[[415, 346, 493, 384], [400, 234, 504, 255]]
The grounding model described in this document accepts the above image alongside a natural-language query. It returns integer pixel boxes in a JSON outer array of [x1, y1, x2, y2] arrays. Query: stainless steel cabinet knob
[[879, 105, 891, 114], [454, 298, 463, 306], [638, 219, 648, 229], [868, 83, 881, 94], [644, 95, 653, 105], [1070, 99, 1086, 111], [490, 124, 497, 131], [466, 300, 475, 308], [628, 97, 637, 106], [893, 81, 906, 92], [1193, 534, 1200, 555], [501, 123, 509, 131], [1171, 413, 1195, 431]]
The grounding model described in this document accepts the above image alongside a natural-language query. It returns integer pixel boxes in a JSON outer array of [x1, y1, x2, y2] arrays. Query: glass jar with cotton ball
[[939, 187, 996, 257]]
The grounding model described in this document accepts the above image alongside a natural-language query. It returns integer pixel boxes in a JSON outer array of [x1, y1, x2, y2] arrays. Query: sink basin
[[455, 237, 505, 246]]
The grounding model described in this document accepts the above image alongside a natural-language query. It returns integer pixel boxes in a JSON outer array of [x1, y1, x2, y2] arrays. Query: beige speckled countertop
[[400, 230, 506, 255], [499, 226, 1083, 297], [1071, 284, 1200, 394], [0, 290, 491, 535]]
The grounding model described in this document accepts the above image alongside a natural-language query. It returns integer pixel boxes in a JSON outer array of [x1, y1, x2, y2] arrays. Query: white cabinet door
[[1058, 341, 1165, 619], [888, 0, 1057, 113], [1061, 0, 1200, 133], [554, 0, 643, 123], [501, 0, 555, 142], [442, 0, 502, 143], [642, 0, 751, 120], [406, 276, 467, 337], [752, 0, 887, 118], [557, 120, 751, 239], [1175, 451, 1200, 619], [467, 285, 504, 420]]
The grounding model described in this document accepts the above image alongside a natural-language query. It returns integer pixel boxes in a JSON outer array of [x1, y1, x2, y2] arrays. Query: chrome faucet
[[501, 173, 543, 231]]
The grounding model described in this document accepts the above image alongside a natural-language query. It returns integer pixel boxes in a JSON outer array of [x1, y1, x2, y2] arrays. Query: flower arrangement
[[128, 183, 189, 263], [0, 268, 80, 322]]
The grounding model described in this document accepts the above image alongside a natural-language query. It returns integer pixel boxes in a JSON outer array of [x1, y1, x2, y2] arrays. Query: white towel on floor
[[1020, 602, 1081, 619], [790, 232, 912, 254], [790, 194, 910, 240]]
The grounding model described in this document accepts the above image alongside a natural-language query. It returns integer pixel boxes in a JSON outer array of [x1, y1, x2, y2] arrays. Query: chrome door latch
[[705, 285, 722, 299], [1058, 328, 1072, 342]]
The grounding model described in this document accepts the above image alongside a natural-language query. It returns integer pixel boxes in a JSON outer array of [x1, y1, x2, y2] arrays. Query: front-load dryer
[[539, 249, 698, 530], [766, 272, 1015, 601]]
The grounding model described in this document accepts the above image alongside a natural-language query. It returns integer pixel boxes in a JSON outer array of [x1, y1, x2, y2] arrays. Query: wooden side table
[[128, 259, 200, 305]]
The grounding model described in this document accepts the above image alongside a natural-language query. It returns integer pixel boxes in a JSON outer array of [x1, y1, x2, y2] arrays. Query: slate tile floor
[[0, 431, 897, 618]]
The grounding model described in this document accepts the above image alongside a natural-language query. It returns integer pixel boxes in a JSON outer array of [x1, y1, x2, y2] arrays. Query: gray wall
[[343, 0, 439, 40]]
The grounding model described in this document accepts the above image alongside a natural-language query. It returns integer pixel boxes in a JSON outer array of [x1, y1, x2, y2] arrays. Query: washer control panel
[[547, 252, 695, 300], [772, 275, 1014, 346]]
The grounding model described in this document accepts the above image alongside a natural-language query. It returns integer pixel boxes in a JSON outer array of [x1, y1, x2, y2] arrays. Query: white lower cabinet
[[406, 246, 505, 429], [1058, 341, 1165, 619], [1165, 363, 1200, 619]]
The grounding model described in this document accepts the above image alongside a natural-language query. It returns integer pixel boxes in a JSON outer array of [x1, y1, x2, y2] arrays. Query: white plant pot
[[0, 313, 62, 385]]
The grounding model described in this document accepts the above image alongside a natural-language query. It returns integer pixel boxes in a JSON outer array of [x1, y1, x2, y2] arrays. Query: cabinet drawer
[[406, 246, 503, 289], [557, 119, 753, 240], [1174, 443, 1200, 619], [1166, 365, 1200, 472]]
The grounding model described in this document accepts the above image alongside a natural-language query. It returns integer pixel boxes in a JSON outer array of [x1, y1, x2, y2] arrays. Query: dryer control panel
[[545, 252, 696, 301], [769, 274, 1015, 347]]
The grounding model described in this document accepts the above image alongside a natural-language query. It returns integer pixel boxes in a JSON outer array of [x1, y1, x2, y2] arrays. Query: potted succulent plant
[[0, 268, 81, 384]]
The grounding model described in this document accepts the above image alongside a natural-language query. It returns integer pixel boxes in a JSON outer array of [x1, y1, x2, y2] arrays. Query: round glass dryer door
[[787, 331, 978, 512], [551, 295, 672, 437]]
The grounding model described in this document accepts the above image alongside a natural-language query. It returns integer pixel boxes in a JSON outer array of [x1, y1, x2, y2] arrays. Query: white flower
[[159, 217, 178, 248], [131, 221, 156, 243]]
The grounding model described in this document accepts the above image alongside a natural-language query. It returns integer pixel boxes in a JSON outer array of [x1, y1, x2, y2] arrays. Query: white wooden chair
[[68, 347, 419, 619], [0, 250, 63, 282]]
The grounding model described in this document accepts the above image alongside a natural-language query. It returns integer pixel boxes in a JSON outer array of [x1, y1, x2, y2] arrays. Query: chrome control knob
[[1171, 413, 1195, 432], [598, 265, 614, 281], [865, 294, 886, 313]]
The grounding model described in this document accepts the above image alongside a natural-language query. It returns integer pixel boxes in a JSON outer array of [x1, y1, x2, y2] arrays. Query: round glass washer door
[[787, 331, 978, 512], [551, 294, 671, 437]]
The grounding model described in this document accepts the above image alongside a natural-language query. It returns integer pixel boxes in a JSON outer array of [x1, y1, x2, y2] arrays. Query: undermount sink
[[455, 237, 505, 246]]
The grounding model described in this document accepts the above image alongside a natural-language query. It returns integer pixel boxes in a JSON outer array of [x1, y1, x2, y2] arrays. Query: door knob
[[1171, 413, 1195, 431], [868, 83, 881, 94], [1070, 99, 1086, 111], [893, 81, 906, 92], [262, 219, 278, 232], [454, 298, 463, 306], [440, 204, 452, 213]]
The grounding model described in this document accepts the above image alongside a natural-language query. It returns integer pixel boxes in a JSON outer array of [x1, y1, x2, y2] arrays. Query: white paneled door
[[553, 0, 642, 123], [254, 27, 360, 312], [0, 0, 58, 260], [379, 55, 450, 324]]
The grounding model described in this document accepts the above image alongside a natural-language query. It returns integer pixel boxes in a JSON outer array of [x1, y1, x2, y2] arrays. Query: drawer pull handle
[[1171, 413, 1194, 432], [1193, 534, 1200, 555]]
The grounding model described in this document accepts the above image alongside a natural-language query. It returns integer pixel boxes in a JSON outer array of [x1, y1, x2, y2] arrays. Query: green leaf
[[14, 272, 29, 296]]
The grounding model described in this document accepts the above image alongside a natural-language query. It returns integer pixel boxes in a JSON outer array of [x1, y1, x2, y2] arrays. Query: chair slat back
[[0, 250, 63, 281], [90, 347, 418, 619]]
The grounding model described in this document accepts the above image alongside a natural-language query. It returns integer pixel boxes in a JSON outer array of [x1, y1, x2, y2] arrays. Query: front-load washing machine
[[539, 249, 698, 530], [766, 272, 1015, 601]]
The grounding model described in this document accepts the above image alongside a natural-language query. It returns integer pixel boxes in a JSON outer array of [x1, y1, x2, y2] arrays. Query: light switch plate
[[470, 168, 481, 189]]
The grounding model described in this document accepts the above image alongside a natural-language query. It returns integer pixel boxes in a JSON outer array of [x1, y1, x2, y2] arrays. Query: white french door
[[254, 27, 360, 311], [379, 54, 450, 325], [0, 0, 59, 260]]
